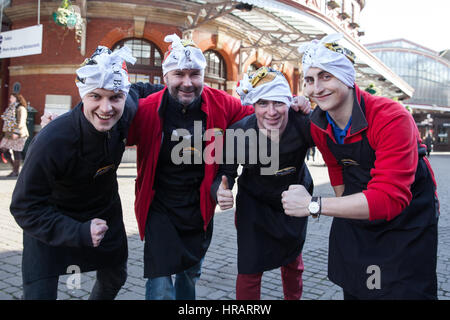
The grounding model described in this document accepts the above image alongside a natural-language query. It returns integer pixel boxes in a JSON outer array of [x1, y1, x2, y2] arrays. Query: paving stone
[[440, 281, 450, 292], [3, 276, 22, 287], [0, 291, 13, 299], [0, 263, 20, 274], [1, 157, 450, 300]]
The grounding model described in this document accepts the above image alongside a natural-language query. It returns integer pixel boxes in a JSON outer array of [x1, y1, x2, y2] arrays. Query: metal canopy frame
[[174, 0, 414, 99], [174, 0, 412, 99], [183, 1, 236, 30], [182, 1, 321, 59], [1, 0, 414, 98]]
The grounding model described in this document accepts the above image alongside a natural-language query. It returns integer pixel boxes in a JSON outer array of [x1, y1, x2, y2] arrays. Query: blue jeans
[[145, 260, 203, 300]]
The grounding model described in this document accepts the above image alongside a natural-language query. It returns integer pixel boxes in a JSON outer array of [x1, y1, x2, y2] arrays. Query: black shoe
[[6, 171, 19, 177]]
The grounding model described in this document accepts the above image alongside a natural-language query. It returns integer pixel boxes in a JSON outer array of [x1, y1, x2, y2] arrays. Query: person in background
[[0, 93, 29, 177], [306, 146, 316, 162], [424, 133, 433, 157]]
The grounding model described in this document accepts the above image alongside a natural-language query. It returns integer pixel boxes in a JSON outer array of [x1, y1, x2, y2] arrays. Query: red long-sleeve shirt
[[127, 86, 254, 239], [310, 84, 436, 221]]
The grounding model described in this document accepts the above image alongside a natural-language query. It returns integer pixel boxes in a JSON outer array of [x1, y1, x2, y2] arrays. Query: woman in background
[[0, 93, 29, 177]]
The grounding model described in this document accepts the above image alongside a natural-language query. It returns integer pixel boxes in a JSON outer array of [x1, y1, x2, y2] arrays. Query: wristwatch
[[308, 196, 321, 218]]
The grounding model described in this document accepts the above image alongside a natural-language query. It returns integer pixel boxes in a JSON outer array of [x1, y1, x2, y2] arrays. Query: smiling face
[[254, 99, 289, 134], [81, 88, 126, 132], [304, 67, 352, 113], [164, 69, 204, 106]]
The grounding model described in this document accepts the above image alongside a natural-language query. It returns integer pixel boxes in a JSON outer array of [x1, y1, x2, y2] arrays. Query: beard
[[167, 84, 203, 106]]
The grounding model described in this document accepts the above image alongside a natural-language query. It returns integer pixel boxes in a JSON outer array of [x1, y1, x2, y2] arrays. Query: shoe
[[1, 153, 7, 164], [6, 171, 19, 177]]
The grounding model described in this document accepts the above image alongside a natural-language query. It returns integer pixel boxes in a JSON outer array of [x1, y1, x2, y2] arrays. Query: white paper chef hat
[[75, 45, 136, 98], [162, 34, 207, 76], [298, 34, 356, 87], [236, 67, 293, 107]]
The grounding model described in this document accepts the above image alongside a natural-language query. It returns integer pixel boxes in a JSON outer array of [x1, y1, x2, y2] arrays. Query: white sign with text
[[0, 25, 43, 59]]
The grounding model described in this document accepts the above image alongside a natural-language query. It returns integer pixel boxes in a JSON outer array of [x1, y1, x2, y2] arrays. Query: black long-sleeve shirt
[[10, 82, 163, 282]]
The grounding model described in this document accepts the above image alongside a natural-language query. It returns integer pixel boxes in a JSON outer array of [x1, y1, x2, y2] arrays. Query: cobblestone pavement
[[0, 153, 449, 300]]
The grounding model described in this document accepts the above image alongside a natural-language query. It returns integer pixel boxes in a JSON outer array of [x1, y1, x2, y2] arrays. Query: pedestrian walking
[[0, 93, 29, 177], [425, 134, 433, 157]]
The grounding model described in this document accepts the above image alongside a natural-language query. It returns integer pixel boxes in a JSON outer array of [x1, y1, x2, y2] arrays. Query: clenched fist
[[281, 184, 312, 217], [40, 112, 58, 129], [217, 175, 234, 211], [90, 218, 108, 247]]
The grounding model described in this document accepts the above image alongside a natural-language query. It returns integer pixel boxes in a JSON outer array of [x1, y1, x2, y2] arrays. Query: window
[[44, 95, 72, 116], [438, 124, 449, 144], [204, 50, 227, 91], [113, 38, 163, 84]]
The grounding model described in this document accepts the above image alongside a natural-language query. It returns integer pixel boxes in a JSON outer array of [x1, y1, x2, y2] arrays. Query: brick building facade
[[1, 0, 411, 135]]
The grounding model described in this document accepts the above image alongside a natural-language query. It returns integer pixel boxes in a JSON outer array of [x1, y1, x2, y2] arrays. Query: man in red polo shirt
[[282, 34, 439, 299], [127, 34, 255, 300]]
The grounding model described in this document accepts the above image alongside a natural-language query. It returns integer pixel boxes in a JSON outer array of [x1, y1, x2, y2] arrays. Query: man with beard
[[127, 34, 255, 300]]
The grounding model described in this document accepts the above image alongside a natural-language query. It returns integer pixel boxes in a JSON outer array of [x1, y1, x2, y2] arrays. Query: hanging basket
[[52, 0, 84, 42]]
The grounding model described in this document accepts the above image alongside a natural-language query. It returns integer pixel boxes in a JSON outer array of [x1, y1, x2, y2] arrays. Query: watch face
[[309, 201, 320, 214]]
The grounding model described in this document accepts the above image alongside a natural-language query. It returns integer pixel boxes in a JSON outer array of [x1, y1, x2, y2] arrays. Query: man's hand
[[217, 175, 234, 210], [40, 112, 59, 129], [290, 96, 311, 114], [281, 184, 312, 217], [90, 218, 108, 247]]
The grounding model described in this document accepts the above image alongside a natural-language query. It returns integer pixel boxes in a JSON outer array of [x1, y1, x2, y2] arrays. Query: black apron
[[326, 98, 439, 299], [236, 116, 312, 274], [143, 94, 213, 278], [22, 107, 128, 283]]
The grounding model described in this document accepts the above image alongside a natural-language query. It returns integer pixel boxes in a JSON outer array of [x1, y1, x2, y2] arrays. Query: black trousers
[[343, 290, 358, 300], [22, 262, 127, 300]]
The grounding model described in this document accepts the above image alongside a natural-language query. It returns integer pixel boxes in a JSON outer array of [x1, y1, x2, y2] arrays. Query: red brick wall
[[11, 18, 83, 67], [12, 74, 79, 116], [9, 17, 157, 126], [9, 17, 85, 127], [7, 8, 301, 129]]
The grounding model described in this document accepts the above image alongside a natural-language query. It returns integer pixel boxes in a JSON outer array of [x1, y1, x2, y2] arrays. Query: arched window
[[204, 50, 227, 91], [113, 38, 163, 85]]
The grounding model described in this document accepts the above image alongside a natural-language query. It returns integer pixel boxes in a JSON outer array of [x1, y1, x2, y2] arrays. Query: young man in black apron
[[282, 34, 439, 300], [10, 46, 162, 299], [212, 67, 314, 299]]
